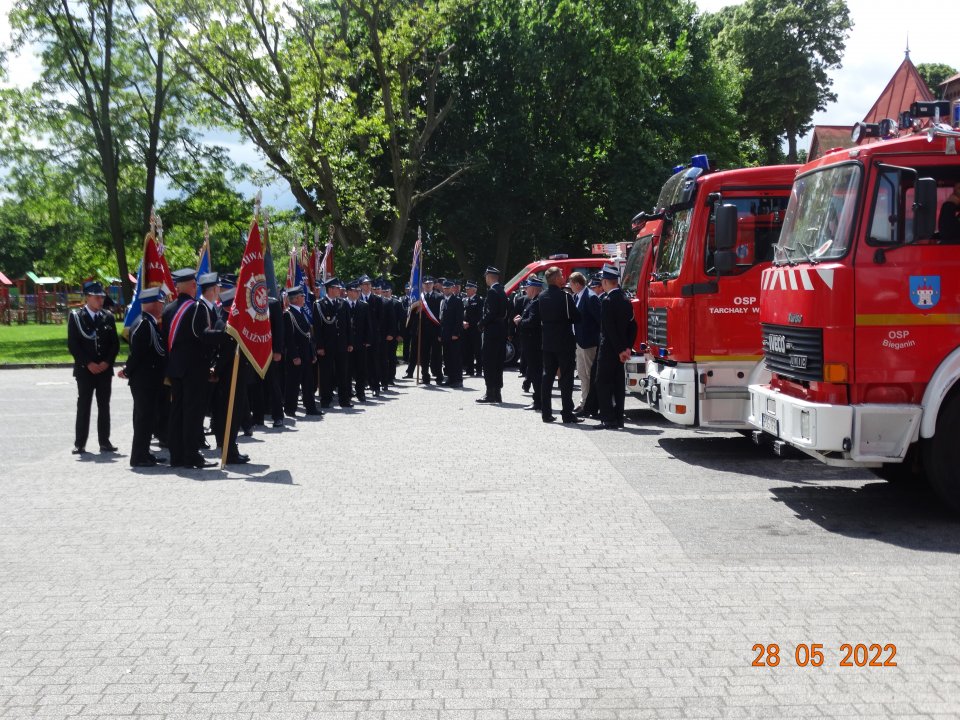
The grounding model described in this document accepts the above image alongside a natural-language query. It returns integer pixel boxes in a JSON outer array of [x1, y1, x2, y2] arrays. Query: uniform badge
[[909, 275, 940, 309], [244, 272, 270, 321]]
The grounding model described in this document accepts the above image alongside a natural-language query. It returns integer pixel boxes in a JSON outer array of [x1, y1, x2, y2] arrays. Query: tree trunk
[[786, 131, 798, 164], [494, 221, 513, 276]]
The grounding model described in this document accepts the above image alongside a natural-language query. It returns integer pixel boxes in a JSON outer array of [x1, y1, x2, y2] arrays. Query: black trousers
[[382, 339, 398, 383], [430, 335, 443, 379], [284, 358, 317, 413], [442, 338, 463, 385], [596, 349, 626, 424], [214, 372, 249, 455], [464, 327, 481, 374], [482, 329, 505, 395], [74, 370, 112, 450], [349, 347, 367, 400], [168, 373, 206, 465], [365, 343, 381, 391], [541, 347, 576, 420], [129, 377, 158, 464], [265, 361, 285, 422], [522, 343, 542, 407], [418, 330, 436, 381]]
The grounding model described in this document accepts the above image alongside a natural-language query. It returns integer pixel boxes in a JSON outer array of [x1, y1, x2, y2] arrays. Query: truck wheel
[[922, 390, 960, 511], [871, 442, 924, 485], [503, 339, 517, 366]]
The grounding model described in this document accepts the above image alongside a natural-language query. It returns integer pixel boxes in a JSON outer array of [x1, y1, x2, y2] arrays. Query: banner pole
[[416, 235, 423, 386], [220, 345, 241, 468]]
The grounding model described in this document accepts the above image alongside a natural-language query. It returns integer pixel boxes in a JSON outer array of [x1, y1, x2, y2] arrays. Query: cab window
[[867, 166, 960, 245], [705, 196, 789, 275]]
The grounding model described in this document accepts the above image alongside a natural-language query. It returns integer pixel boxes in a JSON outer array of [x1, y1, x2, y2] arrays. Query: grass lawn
[[0, 323, 73, 364]]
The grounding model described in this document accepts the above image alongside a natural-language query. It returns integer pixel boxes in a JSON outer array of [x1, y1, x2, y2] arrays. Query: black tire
[[503, 339, 517, 366], [871, 443, 924, 486], [922, 390, 960, 512]]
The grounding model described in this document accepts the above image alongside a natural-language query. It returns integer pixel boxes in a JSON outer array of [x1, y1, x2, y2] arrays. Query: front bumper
[[748, 383, 921, 466], [646, 362, 697, 426], [625, 354, 647, 396]]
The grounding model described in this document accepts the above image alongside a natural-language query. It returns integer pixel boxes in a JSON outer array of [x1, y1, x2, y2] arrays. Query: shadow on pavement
[[771, 481, 960, 551], [245, 469, 295, 485], [657, 435, 868, 482]]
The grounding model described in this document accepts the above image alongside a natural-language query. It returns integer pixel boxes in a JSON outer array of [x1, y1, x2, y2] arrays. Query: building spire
[[905, 34, 910, 61]]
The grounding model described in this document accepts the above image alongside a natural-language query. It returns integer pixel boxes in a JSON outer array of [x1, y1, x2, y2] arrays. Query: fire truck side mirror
[[715, 204, 738, 251], [715, 251, 737, 275], [913, 177, 938, 241]]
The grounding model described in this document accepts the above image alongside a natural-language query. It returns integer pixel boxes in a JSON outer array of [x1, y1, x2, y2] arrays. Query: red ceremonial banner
[[226, 218, 273, 379], [143, 233, 175, 295]]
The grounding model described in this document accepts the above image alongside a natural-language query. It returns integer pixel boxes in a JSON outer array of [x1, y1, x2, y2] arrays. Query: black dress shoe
[[542, 415, 557, 423], [357, 394, 367, 402], [149, 454, 165, 464], [71, 446, 86, 455], [561, 415, 583, 424], [524, 403, 541, 411], [339, 402, 353, 408], [448, 383, 463, 388], [99, 443, 118, 453], [131, 460, 155, 468], [305, 409, 324, 416], [225, 454, 250, 465], [272, 419, 284, 428], [422, 377, 431, 384], [475, 395, 496, 403], [187, 456, 216, 468], [242, 427, 254, 437]]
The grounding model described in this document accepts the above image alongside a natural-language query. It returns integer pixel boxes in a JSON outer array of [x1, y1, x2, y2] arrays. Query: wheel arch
[[920, 345, 960, 439]]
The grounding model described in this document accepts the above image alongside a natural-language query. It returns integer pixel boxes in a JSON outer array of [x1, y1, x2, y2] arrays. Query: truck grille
[[647, 307, 667, 346], [761, 324, 823, 382]]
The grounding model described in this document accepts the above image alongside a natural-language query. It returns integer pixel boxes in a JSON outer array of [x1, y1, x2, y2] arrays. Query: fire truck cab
[[748, 104, 960, 509], [642, 157, 798, 429], [622, 217, 661, 396]]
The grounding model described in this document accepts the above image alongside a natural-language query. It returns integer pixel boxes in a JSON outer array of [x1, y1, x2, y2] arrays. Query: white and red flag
[[226, 214, 273, 379]]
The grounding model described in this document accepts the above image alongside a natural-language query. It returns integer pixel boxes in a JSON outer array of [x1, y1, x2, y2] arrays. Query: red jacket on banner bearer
[[226, 219, 273, 378]]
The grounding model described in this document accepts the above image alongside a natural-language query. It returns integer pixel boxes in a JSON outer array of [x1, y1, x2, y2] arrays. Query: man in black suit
[[579, 273, 606, 418], [122, 286, 166, 467], [359, 275, 384, 395], [313, 277, 353, 408], [538, 266, 581, 423], [514, 278, 543, 411], [462, 281, 483, 376], [283, 285, 322, 417], [439, 279, 464, 387], [68, 280, 120, 455], [415, 277, 440, 384], [425, 278, 445, 382], [345, 280, 370, 401], [595, 264, 637, 429], [477, 267, 508, 403], [165, 270, 222, 468], [568, 271, 602, 412], [380, 282, 402, 385]]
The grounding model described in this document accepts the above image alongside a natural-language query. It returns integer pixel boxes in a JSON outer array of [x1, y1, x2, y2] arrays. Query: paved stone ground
[[2, 366, 960, 719]]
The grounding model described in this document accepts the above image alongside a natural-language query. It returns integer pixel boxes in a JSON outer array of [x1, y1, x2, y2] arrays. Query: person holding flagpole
[[477, 266, 508, 403]]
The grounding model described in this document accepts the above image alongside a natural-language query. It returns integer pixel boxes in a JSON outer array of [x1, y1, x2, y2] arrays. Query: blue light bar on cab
[[690, 154, 710, 171], [672, 165, 685, 174]]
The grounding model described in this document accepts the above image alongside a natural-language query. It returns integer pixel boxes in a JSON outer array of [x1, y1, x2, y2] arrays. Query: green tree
[[419, 0, 741, 279], [917, 62, 957, 98], [158, 0, 469, 266], [714, 0, 853, 163], [2, 0, 226, 300]]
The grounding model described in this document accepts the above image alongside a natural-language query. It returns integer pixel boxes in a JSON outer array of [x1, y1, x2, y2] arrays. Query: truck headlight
[[668, 382, 686, 398], [800, 410, 811, 440]]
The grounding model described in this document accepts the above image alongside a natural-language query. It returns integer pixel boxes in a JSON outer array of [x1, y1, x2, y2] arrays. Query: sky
[[1, 0, 957, 207]]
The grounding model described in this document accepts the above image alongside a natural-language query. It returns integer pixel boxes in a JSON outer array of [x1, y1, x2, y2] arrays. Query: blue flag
[[121, 261, 144, 340]]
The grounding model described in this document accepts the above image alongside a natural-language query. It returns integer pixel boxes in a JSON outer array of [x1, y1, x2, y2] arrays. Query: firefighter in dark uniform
[[122, 286, 166, 466], [515, 278, 543, 411], [414, 277, 438, 383], [511, 286, 528, 385], [313, 277, 353, 408], [283, 285, 322, 417], [403, 282, 418, 378], [579, 273, 605, 418], [400, 283, 413, 366], [196, 273, 221, 449], [345, 280, 369, 401], [68, 280, 120, 455], [477, 266, 507, 403], [463, 281, 483, 376], [359, 275, 383, 396], [538, 266, 581, 423], [380, 282, 401, 385], [211, 285, 251, 464], [595, 264, 637, 429], [424, 278, 446, 383], [159, 269, 198, 448], [165, 270, 222, 468], [439, 279, 464, 387]]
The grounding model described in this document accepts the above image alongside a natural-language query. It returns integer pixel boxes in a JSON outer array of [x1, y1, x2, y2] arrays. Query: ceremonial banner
[[226, 218, 273, 379], [122, 216, 175, 338]]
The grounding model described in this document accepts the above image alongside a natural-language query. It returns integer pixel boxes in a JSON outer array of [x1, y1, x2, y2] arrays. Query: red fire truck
[[504, 254, 611, 295], [748, 102, 960, 508], [623, 216, 660, 395], [639, 157, 798, 428]]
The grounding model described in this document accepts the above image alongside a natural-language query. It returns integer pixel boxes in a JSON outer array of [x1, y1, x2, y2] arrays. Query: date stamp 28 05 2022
[[752, 643, 898, 668]]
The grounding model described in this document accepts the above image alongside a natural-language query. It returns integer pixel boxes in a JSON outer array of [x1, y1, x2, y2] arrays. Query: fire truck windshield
[[621, 231, 655, 295], [776, 163, 861, 265], [654, 209, 693, 279]]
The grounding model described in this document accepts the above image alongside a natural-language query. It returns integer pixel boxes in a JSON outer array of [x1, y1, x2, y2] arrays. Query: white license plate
[[762, 412, 779, 436]]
